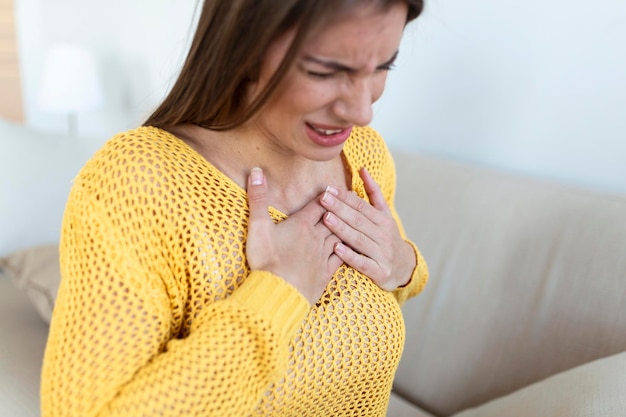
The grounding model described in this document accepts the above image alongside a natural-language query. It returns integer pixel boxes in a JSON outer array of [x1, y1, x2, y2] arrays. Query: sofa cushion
[[388, 392, 436, 417], [0, 272, 49, 417], [451, 351, 626, 417], [0, 244, 60, 324], [391, 152, 626, 416]]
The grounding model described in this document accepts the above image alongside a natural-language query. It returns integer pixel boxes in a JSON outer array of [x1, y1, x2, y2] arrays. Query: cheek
[[265, 70, 341, 118], [292, 79, 338, 111]]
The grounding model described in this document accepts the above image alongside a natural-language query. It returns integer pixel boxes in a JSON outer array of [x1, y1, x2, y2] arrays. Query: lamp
[[38, 44, 103, 137]]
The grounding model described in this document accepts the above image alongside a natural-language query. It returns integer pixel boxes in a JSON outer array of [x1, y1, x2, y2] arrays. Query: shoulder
[[71, 126, 209, 203], [343, 125, 396, 190], [343, 126, 393, 168], [92, 126, 197, 167], [344, 125, 387, 154], [79, 126, 203, 182]]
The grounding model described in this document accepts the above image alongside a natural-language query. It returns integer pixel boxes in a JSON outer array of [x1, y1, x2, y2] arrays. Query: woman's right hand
[[246, 167, 343, 305]]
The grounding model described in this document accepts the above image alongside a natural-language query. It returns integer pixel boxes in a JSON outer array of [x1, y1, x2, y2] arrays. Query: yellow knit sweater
[[41, 125, 428, 417]]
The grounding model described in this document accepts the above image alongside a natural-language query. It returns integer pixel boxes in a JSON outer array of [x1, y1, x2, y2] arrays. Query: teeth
[[313, 126, 343, 136]]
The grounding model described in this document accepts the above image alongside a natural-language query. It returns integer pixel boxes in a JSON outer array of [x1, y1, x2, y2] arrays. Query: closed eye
[[301, 50, 399, 79], [377, 52, 398, 72], [306, 70, 338, 79], [377, 62, 396, 72]]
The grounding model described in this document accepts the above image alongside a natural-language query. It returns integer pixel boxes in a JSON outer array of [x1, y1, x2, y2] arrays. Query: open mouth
[[305, 123, 353, 147], [309, 124, 345, 136]]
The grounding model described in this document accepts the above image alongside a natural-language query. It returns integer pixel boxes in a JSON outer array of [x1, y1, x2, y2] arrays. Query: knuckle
[[355, 198, 367, 213], [248, 189, 267, 202], [352, 212, 364, 228], [358, 256, 370, 274], [382, 265, 392, 281], [355, 231, 367, 247]]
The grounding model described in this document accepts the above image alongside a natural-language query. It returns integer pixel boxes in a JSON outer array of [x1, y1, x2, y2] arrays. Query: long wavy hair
[[144, 0, 424, 131]]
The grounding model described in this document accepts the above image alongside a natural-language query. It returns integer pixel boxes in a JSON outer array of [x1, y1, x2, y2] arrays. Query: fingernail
[[322, 191, 335, 206], [250, 167, 263, 185], [334, 242, 346, 255], [325, 212, 337, 225], [325, 185, 339, 196]]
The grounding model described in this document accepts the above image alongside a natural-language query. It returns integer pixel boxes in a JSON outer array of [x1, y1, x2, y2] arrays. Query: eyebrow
[[302, 50, 399, 73]]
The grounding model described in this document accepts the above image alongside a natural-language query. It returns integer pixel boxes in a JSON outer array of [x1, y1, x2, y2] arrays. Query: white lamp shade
[[38, 44, 104, 114]]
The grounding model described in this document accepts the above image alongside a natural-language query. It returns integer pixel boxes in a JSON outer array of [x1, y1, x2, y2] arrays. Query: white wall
[[15, 0, 198, 140], [15, 0, 626, 193], [373, 0, 626, 193]]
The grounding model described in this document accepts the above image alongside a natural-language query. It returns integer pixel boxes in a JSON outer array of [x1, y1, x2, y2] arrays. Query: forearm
[[42, 271, 308, 417], [42, 189, 310, 417]]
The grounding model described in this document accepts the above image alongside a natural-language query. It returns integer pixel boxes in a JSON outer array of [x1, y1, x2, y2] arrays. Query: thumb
[[247, 167, 271, 225], [246, 167, 273, 269]]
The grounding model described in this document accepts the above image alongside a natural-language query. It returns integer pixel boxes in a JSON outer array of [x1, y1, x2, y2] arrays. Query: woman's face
[[246, 2, 408, 162]]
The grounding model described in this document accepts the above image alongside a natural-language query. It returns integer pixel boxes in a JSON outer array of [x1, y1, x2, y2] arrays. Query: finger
[[325, 234, 345, 276], [333, 242, 381, 281], [327, 253, 344, 277], [291, 192, 331, 226], [321, 186, 378, 233], [334, 242, 398, 291], [323, 211, 377, 256], [247, 167, 272, 229], [359, 167, 390, 213], [322, 185, 381, 226]]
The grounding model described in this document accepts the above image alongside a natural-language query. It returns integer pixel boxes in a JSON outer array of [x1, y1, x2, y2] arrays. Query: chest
[[179, 227, 405, 415], [167, 177, 405, 414], [252, 266, 406, 416]]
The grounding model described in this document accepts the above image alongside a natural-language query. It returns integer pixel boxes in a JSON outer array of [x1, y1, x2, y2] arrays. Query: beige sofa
[[388, 152, 626, 416], [1, 119, 625, 416]]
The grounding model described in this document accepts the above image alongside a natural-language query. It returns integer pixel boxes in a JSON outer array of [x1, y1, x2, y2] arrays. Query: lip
[[305, 123, 354, 147]]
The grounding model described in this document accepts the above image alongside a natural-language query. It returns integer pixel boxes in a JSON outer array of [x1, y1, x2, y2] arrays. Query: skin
[[180, 2, 416, 304]]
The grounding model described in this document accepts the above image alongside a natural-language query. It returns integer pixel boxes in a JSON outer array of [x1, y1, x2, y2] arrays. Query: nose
[[333, 76, 376, 127]]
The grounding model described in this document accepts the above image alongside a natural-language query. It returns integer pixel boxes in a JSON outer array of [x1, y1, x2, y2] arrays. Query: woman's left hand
[[320, 167, 416, 291]]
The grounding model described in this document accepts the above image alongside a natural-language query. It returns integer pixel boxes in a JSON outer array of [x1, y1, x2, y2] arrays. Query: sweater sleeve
[[373, 132, 429, 305], [41, 179, 310, 417], [389, 207, 429, 305]]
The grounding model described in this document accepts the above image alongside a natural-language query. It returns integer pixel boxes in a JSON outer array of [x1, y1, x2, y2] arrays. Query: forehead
[[259, 3, 407, 77], [299, 3, 408, 65]]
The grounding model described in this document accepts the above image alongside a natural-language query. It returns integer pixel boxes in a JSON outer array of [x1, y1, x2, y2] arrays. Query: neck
[[173, 124, 348, 214]]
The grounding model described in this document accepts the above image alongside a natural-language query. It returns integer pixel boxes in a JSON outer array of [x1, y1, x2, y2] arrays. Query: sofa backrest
[[392, 151, 626, 416], [0, 119, 99, 257]]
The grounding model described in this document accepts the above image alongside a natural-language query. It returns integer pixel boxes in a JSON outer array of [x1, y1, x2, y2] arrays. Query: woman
[[41, 0, 429, 416]]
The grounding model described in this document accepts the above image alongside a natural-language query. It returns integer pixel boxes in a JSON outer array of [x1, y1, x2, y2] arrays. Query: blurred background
[[11, 0, 626, 193]]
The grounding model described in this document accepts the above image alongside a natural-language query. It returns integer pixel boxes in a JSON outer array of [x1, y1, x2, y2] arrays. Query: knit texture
[[41, 125, 428, 417]]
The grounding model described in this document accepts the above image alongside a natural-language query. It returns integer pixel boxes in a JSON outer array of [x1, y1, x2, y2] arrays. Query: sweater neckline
[[147, 126, 360, 219]]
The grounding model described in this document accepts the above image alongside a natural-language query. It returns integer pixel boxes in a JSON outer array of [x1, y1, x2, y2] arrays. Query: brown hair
[[144, 0, 424, 131]]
